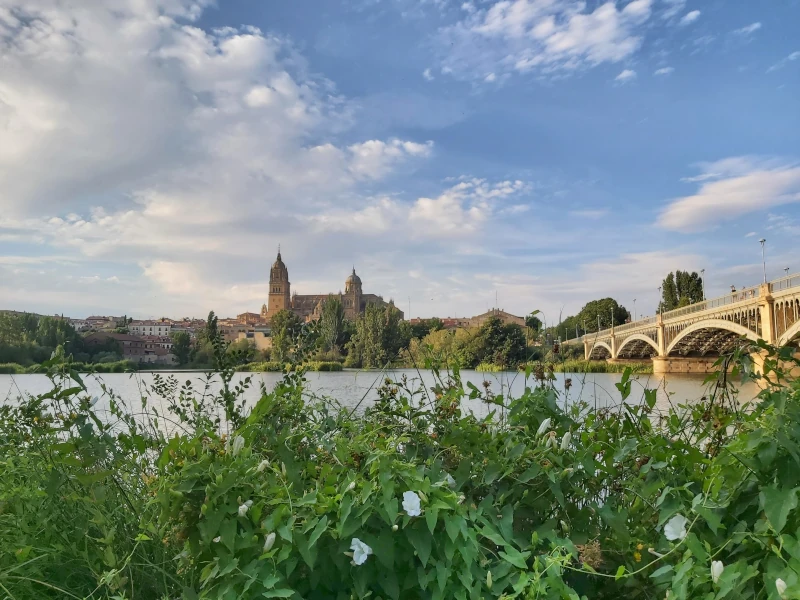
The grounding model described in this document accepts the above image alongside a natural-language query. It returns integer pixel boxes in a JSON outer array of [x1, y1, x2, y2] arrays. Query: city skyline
[[1, 0, 798, 321]]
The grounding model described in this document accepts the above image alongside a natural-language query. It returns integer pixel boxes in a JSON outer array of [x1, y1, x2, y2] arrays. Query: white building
[[130, 320, 172, 337]]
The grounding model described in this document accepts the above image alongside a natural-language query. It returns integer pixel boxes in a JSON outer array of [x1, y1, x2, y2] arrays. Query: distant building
[[410, 309, 525, 330], [84, 332, 146, 360], [130, 320, 172, 337], [85, 315, 124, 330], [84, 332, 175, 364], [261, 251, 402, 323], [70, 319, 90, 332], [236, 312, 263, 325], [237, 331, 272, 352]]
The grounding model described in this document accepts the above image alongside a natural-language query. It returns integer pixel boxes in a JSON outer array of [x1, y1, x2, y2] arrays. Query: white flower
[[231, 435, 245, 456], [392, 524, 399, 532], [402, 491, 422, 517], [547, 434, 558, 449], [350, 538, 372, 565], [444, 473, 456, 488], [257, 459, 270, 473], [664, 514, 689, 541], [212, 536, 221, 543], [263, 532, 276, 552], [711, 560, 723, 584], [347, 481, 356, 491], [238, 499, 253, 517], [536, 418, 552, 437], [560, 431, 572, 452], [776, 578, 787, 598], [457, 494, 465, 504]]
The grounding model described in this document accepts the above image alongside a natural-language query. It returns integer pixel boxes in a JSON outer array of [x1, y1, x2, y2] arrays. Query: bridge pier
[[652, 356, 721, 375]]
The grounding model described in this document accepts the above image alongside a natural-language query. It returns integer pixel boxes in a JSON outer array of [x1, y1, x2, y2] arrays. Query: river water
[[0, 369, 759, 420]]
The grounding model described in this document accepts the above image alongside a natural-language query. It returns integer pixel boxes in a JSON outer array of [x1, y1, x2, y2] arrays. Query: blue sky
[[0, 0, 798, 321]]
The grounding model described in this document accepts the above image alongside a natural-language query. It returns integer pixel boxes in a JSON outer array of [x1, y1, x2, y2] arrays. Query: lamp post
[[633, 298, 637, 321], [658, 286, 662, 315], [785, 267, 790, 277], [597, 314, 601, 332], [611, 308, 614, 328], [760, 238, 767, 284], [700, 269, 706, 301]]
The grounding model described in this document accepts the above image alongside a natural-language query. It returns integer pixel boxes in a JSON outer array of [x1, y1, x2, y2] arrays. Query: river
[[0, 369, 759, 420]]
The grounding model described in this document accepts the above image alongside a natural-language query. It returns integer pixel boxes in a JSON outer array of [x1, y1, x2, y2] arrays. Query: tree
[[204, 311, 219, 343], [171, 331, 191, 366], [319, 296, 345, 352], [382, 302, 409, 359], [346, 304, 386, 368], [270, 309, 303, 362], [577, 298, 630, 332], [410, 318, 444, 340], [525, 314, 543, 332], [659, 270, 704, 312], [473, 316, 527, 368]]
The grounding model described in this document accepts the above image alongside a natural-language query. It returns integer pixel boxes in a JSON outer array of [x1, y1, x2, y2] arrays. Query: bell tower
[[266, 249, 291, 321]]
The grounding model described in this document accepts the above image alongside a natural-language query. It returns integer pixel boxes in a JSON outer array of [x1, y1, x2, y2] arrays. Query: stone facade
[[261, 252, 402, 323]]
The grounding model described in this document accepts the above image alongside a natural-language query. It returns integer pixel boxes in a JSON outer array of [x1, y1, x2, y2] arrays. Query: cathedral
[[261, 251, 403, 323]]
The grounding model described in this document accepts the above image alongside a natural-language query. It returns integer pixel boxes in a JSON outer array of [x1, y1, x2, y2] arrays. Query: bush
[[0, 362, 24, 374], [1, 344, 800, 598]]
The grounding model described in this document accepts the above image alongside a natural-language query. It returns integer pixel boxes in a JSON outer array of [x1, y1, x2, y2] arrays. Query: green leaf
[[407, 526, 432, 567], [308, 516, 328, 548], [263, 589, 295, 598], [760, 485, 798, 533], [444, 514, 461, 542], [615, 565, 626, 580], [425, 508, 438, 534], [650, 565, 673, 579], [499, 547, 530, 570]]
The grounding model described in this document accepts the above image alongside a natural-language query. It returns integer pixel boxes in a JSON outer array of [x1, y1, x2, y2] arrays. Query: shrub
[[0, 362, 24, 374], [1, 344, 799, 598]]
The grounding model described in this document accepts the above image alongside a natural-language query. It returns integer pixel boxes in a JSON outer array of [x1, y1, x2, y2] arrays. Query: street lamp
[[611, 308, 614, 328], [760, 238, 767, 284], [785, 267, 790, 277], [658, 286, 662, 315], [700, 269, 706, 301], [633, 298, 637, 321]]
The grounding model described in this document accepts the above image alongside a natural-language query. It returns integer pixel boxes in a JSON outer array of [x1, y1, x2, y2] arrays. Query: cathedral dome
[[346, 268, 362, 286]]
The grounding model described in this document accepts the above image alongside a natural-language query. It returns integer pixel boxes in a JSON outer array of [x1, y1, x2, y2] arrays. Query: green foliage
[[0, 312, 83, 365], [319, 296, 346, 353], [659, 270, 704, 312], [410, 318, 444, 340], [172, 331, 192, 365], [271, 310, 304, 363], [577, 298, 630, 332], [405, 317, 529, 370], [2, 344, 800, 599]]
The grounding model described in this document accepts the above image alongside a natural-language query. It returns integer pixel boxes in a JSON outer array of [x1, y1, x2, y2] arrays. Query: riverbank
[[470, 359, 654, 374], [0, 359, 344, 374]]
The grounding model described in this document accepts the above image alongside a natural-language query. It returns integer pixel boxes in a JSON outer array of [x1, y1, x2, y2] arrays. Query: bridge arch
[[588, 341, 613, 360], [615, 334, 660, 359], [779, 321, 800, 347], [666, 319, 758, 357]]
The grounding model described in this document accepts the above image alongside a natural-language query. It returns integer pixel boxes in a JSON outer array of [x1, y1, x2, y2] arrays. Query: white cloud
[[615, 69, 637, 83], [659, 157, 800, 232], [767, 51, 800, 73], [661, 0, 686, 19], [732, 22, 761, 36], [654, 66, 674, 75], [423, 68, 434, 80], [679, 10, 700, 25], [744, 232, 756, 238], [484, 72, 497, 82], [436, 0, 653, 81], [308, 178, 530, 238]]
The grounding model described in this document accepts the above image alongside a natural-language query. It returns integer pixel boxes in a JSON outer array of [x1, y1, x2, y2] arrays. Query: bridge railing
[[580, 316, 656, 343], [770, 273, 800, 293], [661, 285, 760, 321]]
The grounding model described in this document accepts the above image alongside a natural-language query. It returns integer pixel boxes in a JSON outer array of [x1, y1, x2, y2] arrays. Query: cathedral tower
[[343, 267, 362, 320], [266, 250, 291, 322]]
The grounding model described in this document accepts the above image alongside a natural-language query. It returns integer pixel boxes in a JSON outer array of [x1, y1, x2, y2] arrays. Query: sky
[[0, 0, 798, 323]]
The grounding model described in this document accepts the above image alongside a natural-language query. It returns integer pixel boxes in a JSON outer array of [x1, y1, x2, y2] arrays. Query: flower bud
[[392, 524, 399, 532]]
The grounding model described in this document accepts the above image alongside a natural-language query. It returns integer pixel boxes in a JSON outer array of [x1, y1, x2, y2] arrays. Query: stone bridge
[[578, 274, 800, 374]]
